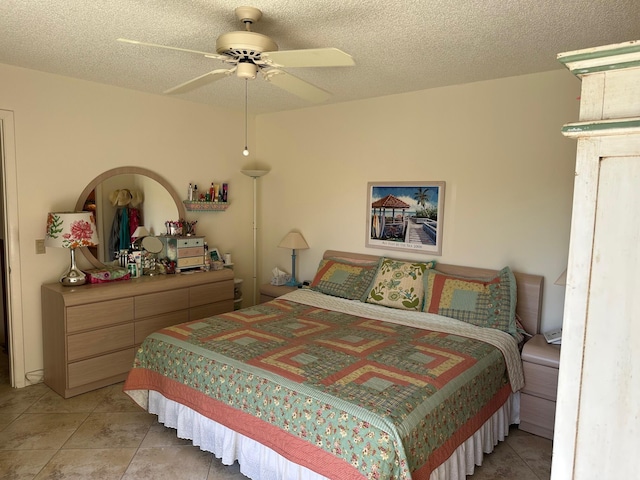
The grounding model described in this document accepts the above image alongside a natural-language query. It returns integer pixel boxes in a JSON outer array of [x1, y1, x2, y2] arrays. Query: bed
[[124, 250, 543, 480]]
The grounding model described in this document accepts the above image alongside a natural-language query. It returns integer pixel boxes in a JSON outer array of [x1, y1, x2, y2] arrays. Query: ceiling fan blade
[[164, 69, 233, 95], [264, 70, 331, 103], [117, 38, 227, 61], [262, 48, 355, 68]]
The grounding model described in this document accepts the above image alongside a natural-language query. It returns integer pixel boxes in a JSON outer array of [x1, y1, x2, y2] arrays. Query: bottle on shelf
[[222, 183, 228, 202], [187, 183, 193, 201], [209, 183, 214, 202], [193, 184, 198, 201]]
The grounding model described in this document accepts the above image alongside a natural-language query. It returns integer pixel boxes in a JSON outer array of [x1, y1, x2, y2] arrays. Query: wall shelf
[[183, 201, 230, 212]]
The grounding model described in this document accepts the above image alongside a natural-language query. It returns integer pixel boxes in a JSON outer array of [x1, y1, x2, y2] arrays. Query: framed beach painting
[[366, 181, 445, 256]]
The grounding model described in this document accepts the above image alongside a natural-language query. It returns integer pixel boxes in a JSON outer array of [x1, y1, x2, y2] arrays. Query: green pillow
[[423, 267, 517, 336], [366, 258, 436, 311], [310, 258, 380, 301]]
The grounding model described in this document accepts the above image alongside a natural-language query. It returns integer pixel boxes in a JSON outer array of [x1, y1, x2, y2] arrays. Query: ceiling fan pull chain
[[243, 79, 249, 157]]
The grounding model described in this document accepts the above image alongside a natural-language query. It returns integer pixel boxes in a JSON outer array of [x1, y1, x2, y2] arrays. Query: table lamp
[[278, 231, 309, 287], [131, 225, 150, 248], [45, 212, 99, 286]]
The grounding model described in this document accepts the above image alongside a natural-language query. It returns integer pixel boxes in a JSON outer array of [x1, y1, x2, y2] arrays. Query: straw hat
[[109, 189, 143, 207]]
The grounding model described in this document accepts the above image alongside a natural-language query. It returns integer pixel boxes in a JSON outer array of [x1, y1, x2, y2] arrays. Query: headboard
[[323, 250, 544, 336]]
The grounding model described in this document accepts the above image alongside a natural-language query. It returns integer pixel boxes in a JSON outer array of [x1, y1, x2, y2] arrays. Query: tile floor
[[0, 353, 552, 479]]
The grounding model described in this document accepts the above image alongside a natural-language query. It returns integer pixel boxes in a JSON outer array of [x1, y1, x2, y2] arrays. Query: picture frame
[[366, 181, 445, 256], [209, 248, 221, 263]]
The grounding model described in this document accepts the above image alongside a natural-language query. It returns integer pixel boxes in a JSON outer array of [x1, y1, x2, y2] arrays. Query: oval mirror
[[141, 236, 163, 254], [74, 167, 186, 268]]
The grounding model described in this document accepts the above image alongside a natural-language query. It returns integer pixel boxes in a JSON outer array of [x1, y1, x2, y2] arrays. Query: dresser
[[552, 41, 640, 479], [42, 269, 234, 398]]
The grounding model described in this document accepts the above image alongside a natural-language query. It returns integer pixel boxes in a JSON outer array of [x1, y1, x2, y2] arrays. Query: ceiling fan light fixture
[[237, 62, 258, 79]]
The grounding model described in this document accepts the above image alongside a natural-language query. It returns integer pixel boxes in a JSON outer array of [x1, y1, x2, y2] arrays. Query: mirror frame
[[74, 166, 186, 268]]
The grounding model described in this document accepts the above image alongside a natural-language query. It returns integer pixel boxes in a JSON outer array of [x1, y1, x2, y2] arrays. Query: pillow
[[422, 267, 518, 336], [310, 257, 381, 301], [365, 258, 436, 310]]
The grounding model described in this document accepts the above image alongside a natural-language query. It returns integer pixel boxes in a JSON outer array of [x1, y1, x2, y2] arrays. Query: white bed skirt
[[148, 390, 520, 480]]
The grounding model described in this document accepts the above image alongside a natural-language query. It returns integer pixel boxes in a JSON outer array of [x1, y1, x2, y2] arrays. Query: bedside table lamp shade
[[278, 232, 309, 287], [45, 212, 99, 286]]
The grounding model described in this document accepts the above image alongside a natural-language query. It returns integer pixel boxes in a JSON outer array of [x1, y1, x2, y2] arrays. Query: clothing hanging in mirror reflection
[[108, 207, 141, 261]]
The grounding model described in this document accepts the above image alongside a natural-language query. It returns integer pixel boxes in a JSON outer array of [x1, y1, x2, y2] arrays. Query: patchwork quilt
[[124, 290, 522, 480]]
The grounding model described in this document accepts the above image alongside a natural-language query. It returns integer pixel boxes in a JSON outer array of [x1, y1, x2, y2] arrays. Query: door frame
[[0, 109, 25, 387]]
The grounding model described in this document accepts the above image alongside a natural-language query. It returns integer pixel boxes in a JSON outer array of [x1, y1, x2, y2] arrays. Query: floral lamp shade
[[45, 212, 99, 248], [45, 212, 99, 286]]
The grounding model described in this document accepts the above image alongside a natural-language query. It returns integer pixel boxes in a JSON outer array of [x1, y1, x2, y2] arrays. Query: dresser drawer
[[68, 348, 135, 389], [67, 298, 134, 333], [520, 392, 556, 439], [190, 280, 234, 307], [67, 323, 134, 361], [177, 246, 204, 258], [135, 310, 189, 344], [522, 361, 559, 401], [177, 257, 204, 268], [177, 237, 204, 248], [135, 288, 188, 318]]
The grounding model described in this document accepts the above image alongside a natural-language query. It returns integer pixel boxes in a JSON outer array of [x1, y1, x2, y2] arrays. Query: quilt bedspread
[[124, 291, 520, 480]]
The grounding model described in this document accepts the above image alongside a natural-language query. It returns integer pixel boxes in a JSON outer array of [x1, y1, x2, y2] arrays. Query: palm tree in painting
[[414, 187, 430, 208]]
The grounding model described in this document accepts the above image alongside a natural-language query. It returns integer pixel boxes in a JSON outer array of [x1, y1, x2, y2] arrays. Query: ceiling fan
[[118, 6, 355, 103]]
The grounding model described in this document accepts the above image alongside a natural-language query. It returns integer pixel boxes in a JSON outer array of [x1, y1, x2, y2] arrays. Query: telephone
[[543, 327, 562, 345]]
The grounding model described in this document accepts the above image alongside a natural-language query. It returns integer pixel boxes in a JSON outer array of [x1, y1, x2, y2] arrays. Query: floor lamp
[[241, 169, 269, 305]]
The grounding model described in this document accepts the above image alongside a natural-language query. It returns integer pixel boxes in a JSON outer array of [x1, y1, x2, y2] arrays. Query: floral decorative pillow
[[366, 258, 436, 310], [422, 267, 518, 337], [310, 258, 380, 301]]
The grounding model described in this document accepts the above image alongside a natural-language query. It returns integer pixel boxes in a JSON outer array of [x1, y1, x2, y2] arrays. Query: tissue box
[[270, 274, 291, 286], [270, 267, 291, 286]]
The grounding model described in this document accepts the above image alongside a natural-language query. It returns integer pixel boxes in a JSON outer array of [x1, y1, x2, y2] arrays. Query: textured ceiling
[[1, 0, 639, 114]]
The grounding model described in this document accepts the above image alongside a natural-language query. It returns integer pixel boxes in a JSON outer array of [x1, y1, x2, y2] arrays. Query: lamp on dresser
[[45, 211, 99, 286], [278, 231, 309, 287]]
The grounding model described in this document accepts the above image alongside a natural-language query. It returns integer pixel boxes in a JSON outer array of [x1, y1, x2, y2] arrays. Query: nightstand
[[259, 284, 297, 303], [519, 334, 561, 439]]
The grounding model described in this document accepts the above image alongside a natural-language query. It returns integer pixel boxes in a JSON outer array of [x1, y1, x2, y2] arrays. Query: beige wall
[[0, 63, 256, 385], [1, 62, 579, 385], [256, 69, 579, 332]]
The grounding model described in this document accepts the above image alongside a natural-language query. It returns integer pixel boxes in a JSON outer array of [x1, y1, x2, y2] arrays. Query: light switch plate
[[35, 238, 46, 254]]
